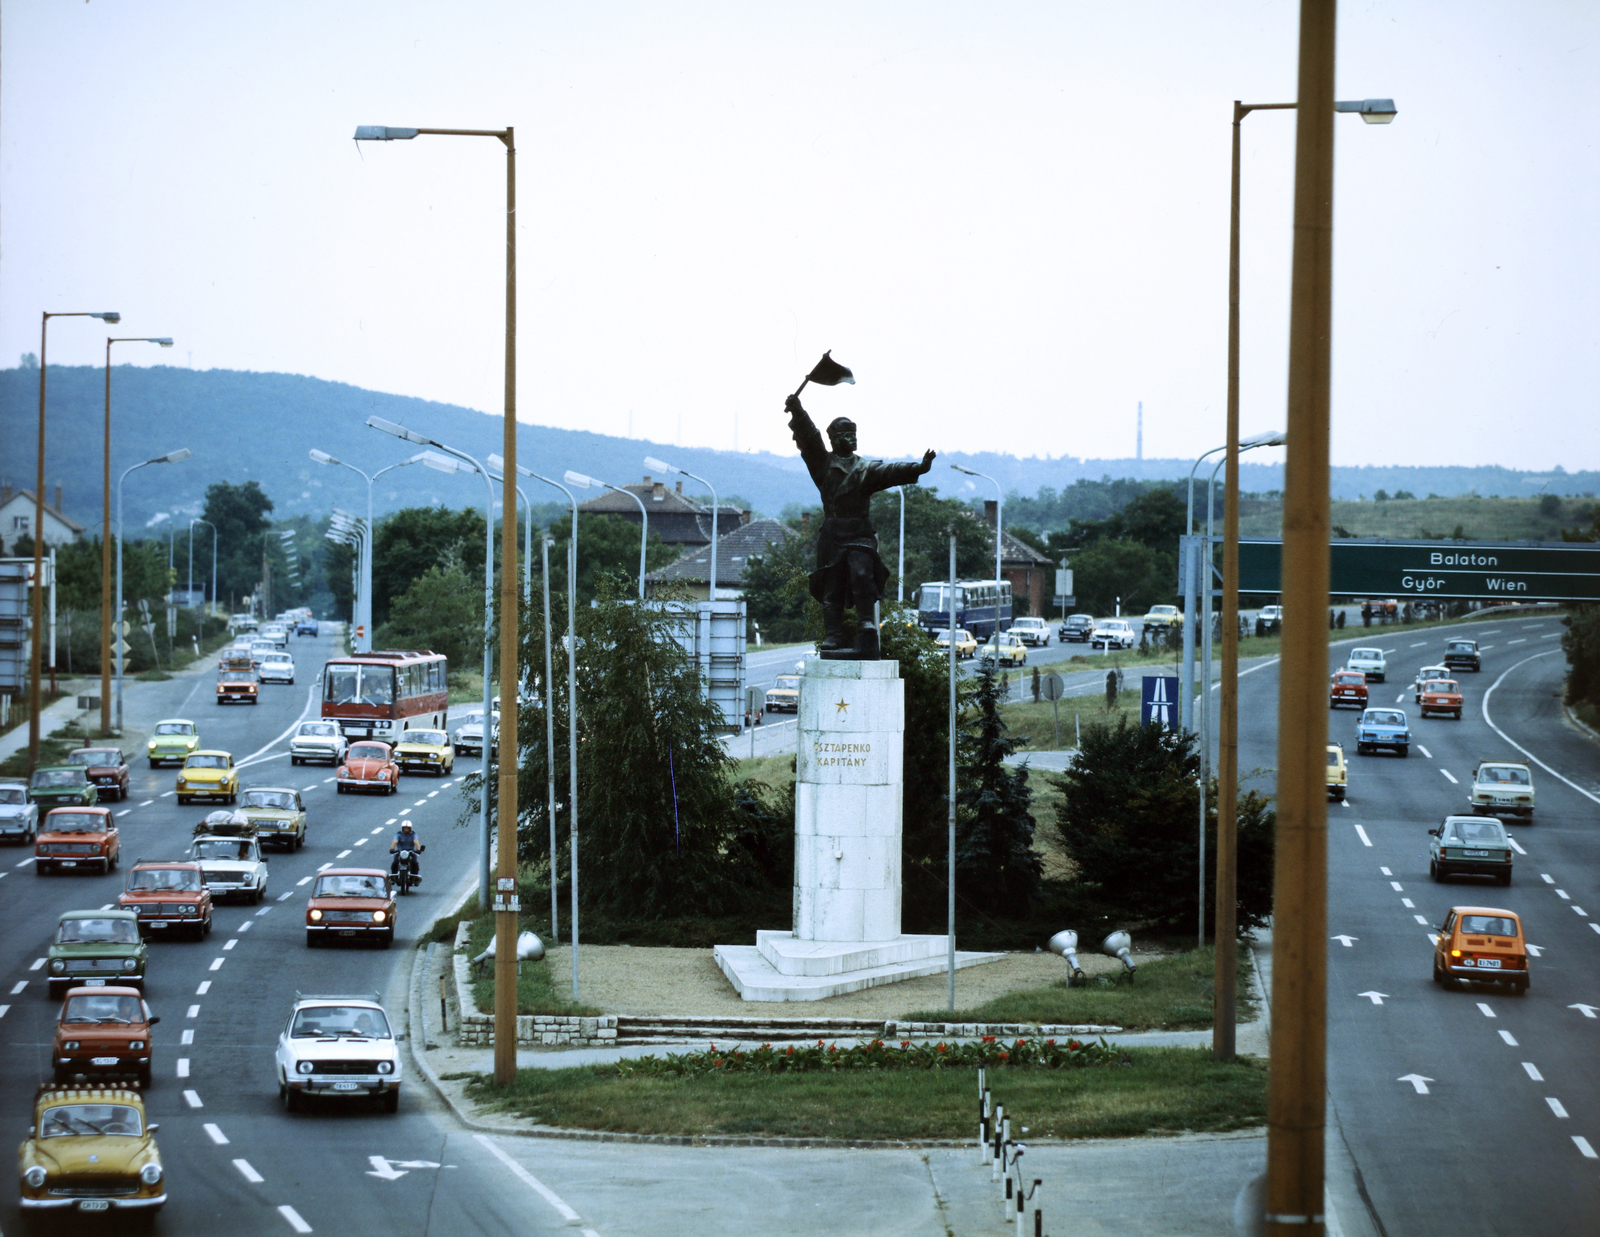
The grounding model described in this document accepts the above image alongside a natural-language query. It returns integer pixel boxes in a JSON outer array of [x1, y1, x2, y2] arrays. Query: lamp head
[[1346, 97, 1397, 124], [366, 415, 430, 445], [308, 449, 335, 465], [516, 931, 545, 962], [353, 125, 420, 141], [1100, 930, 1137, 974], [92, 312, 121, 324], [151, 338, 174, 347], [643, 456, 677, 476], [486, 453, 505, 473], [161, 449, 191, 464], [418, 450, 464, 475], [563, 470, 599, 489], [950, 463, 976, 477], [1242, 430, 1288, 449]]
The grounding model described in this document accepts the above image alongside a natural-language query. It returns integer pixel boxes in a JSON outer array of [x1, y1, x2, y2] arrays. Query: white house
[[0, 486, 83, 551]]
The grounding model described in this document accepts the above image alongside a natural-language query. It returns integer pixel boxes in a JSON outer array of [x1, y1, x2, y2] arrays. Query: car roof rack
[[293, 991, 382, 1004]]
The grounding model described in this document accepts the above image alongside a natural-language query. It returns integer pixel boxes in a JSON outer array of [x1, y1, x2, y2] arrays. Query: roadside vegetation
[[1240, 491, 1595, 544]]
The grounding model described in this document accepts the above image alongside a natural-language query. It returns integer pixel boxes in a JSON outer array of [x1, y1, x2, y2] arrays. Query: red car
[[117, 861, 214, 940], [1419, 678, 1464, 720], [336, 741, 400, 796], [1329, 670, 1369, 710], [35, 807, 120, 876]]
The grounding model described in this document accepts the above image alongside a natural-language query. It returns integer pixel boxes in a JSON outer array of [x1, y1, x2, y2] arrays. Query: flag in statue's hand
[[793, 350, 855, 397]]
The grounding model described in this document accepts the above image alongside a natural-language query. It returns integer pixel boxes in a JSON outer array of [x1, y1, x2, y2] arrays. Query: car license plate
[[84, 978, 106, 987], [79, 1199, 110, 1211], [60, 860, 77, 867], [148, 921, 169, 928], [91, 1056, 120, 1065], [338, 929, 357, 936], [1477, 958, 1501, 968], [333, 1081, 360, 1091], [1464, 849, 1490, 857]]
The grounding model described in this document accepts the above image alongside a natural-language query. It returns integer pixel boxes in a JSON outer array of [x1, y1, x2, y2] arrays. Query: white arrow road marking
[[1439, 769, 1458, 784], [1499, 1030, 1519, 1046], [1331, 936, 1358, 947], [1523, 1063, 1544, 1081], [1546, 1098, 1569, 1119], [1576, 1138, 1598, 1159], [1476, 1002, 1497, 1018], [278, 1204, 313, 1233], [234, 1158, 264, 1183], [1354, 825, 1373, 848], [1526, 945, 1543, 957], [1358, 992, 1389, 1005], [392, 1160, 444, 1169], [1398, 1074, 1434, 1094], [203, 1123, 228, 1145], [366, 1156, 408, 1181], [1569, 1004, 1598, 1019]]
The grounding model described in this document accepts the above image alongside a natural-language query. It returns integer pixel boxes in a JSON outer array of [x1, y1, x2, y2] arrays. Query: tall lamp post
[[355, 121, 521, 1087], [1216, 92, 1395, 1083], [100, 334, 172, 735], [115, 449, 190, 734], [897, 487, 907, 604], [949, 464, 1003, 608], [644, 457, 719, 599], [31, 309, 120, 765], [485, 455, 534, 603], [563, 471, 648, 598], [188, 517, 216, 637]]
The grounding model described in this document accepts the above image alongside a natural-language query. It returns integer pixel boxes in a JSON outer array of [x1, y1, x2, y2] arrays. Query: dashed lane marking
[[177, 1059, 190, 1078], [354, 838, 368, 846], [196, 981, 211, 995], [117, 809, 132, 818], [1523, 1063, 1544, 1081], [258, 905, 273, 915], [1509, 638, 1527, 645], [1413, 915, 1429, 925], [1381, 867, 1392, 876], [1557, 889, 1571, 900], [9, 981, 26, 995], [1573, 906, 1588, 916], [278, 1205, 313, 1233], [161, 791, 175, 797], [140, 800, 154, 807], [337, 850, 352, 859], [182, 1030, 194, 1045], [237, 921, 252, 933], [384, 820, 396, 827], [1540, 633, 1559, 639], [1591, 924, 1600, 935], [1440, 769, 1458, 784], [0, 1005, 8, 1020], [1390, 881, 1404, 892], [1409, 642, 1427, 648], [29, 958, 45, 971], [183, 1089, 203, 1108], [223, 938, 238, 950], [322, 778, 335, 784], [1546, 1098, 1569, 1119], [1499, 1030, 1519, 1046], [316, 863, 332, 871], [187, 1004, 200, 1018], [1402, 899, 1415, 908], [1576, 1137, 1598, 1159], [398, 809, 410, 816], [302, 785, 319, 792], [373, 827, 386, 834], [413, 799, 428, 807], [297, 877, 313, 886], [233, 1158, 264, 1183], [1394, 693, 1406, 703], [1417, 745, 1433, 759], [1477, 1002, 1497, 1018], [281, 889, 297, 898], [204, 1123, 227, 1144], [427, 791, 439, 798], [15, 857, 35, 867], [209, 957, 226, 971], [1354, 825, 1373, 848], [1542, 873, 1555, 883]]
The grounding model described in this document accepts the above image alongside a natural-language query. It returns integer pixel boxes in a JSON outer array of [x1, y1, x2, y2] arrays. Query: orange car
[[305, 868, 396, 948], [1329, 670, 1369, 710], [1418, 678, 1464, 720], [117, 861, 214, 940], [336, 741, 399, 796], [52, 986, 159, 1087], [1432, 905, 1528, 995], [35, 807, 120, 876]]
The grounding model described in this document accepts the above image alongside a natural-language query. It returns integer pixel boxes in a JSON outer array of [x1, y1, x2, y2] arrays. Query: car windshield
[[1480, 766, 1531, 785], [31, 770, 84, 788], [67, 750, 119, 766], [0, 786, 23, 805], [290, 1005, 393, 1039], [193, 839, 255, 861], [264, 656, 292, 666], [62, 993, 144, 1023], [1423, 680, 1459, 692], [1353, 649, 1381, 659], [298, 723, 338, 738], [315, 873, 387, 898], [348, 744, 387, 761], [44, 812, 104, 833], [57, 917, 139, 944], [243, 790, 296, 810], [40, 1103, 143, 1138], [403, 732, 446, 747], [1335, 674, 1363, 684], [127, 867, 201, 891], [324, 664, 396, 706], [1445, 820, 1506, 844], [154, 723, 194, 736], [1461, 915, 1517, 937], [185, 754, 228, 770], [1364, 711, 1405, 726], [1448, 642, 1475, 652], [773, 677, 800, 691]]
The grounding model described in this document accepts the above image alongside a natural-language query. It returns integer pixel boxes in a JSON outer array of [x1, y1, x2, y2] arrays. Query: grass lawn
[[456, 1046, 1267, 1140], [0, 720, 91, 779], [463, 911, 603, 1017], [1240, 493, 1593, 544], [901, 945, 1255, 1031]]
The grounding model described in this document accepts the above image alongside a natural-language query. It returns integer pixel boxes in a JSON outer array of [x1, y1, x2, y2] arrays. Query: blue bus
[[916, 580, 1014, 640]]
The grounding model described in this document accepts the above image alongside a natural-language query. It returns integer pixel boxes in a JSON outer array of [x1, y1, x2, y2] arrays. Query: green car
[[27, 767, 99, 811], [147, 718, 200, 768], [237, 786, 307, 851], [47, 910, 148, 1000]]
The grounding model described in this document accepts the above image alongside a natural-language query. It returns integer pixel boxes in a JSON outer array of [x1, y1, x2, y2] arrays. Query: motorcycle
[[392, 846, 424, 895]]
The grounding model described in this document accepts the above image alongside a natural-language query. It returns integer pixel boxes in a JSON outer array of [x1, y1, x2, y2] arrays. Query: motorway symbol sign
[[1569, 1004, 1598, 1019], [1238, 538, 1600, 602], [1140, 676, 1179, 728], [1331, 935, 1358, 947], [1398, 1074, 1434, 1094], [1358, 991, 1388, 1005]]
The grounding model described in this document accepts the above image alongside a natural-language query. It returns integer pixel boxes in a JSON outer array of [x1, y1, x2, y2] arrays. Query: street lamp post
[[950, 464, 1003, 607], [897, 487, 907, 604], [190, 519, 217, 634], [644, 457, 719, 600], [485, 454, 535, 603], [115, 450, 191, 734], [563, 471, 648, 598], [31, 310, 120, 764], [330, 510, 370, 644], [1216, 93, 1395, 1077], [101, 334, 172, 735], [355, 121, 522, 1087], [539, 533, 558, 944]]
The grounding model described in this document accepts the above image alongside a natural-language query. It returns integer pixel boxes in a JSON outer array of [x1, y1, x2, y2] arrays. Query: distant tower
[[1136, 401, 1143, 461]]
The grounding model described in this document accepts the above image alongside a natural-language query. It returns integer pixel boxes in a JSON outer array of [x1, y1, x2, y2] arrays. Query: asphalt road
[[1228, 615, 1599, 1235]]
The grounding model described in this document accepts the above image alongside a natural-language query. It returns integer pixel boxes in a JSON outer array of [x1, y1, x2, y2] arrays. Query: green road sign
[[1238, 538, 1600, 602]]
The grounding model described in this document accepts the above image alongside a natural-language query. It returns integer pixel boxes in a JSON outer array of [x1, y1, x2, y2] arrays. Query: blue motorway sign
[[1141, 675, 1181, 729]]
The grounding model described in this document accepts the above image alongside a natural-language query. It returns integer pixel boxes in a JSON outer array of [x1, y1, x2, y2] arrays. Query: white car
[[188, 824, 269, 904], [1412, 663, 1450, 702], [1259, 605, 1284, 624], [1090, 619, 1136, 650], [0, 782, 38, 844], [1469, 761, 1535, 821], [275, 994, 402, 1113], [1008, 617, 1052, 647], [259, 654, 296, 685], [259, 625, 290, 650], [1347, 647, 1387, 682], [452, 712, 499, 758], [290, 721, 348, 767]]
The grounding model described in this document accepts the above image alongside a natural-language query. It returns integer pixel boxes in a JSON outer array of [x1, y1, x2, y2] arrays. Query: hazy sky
[[3, 1, 1596, 473]]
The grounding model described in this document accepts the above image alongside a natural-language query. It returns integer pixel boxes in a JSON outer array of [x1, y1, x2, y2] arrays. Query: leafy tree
[[374, 553, 483, 665], [1059, 537, 1175, 618], [203, 480, 275, 602], [870, 486, 994, 599], [956, 665, 1041, 914], [544, 511, 677, 607], [1562, 607, 1600, 708], [1047, 716, 1274, 934], [371, 506, 486, 628], [741, 526, 814, 643]]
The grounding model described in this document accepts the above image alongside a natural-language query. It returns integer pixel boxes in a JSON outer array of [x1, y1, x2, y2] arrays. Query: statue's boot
[[818, 604, 847, 651], [854, 621, 880, 661]]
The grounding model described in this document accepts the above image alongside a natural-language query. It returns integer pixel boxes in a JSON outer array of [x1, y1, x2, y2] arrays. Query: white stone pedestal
[[715, 658, 1003, 1001]]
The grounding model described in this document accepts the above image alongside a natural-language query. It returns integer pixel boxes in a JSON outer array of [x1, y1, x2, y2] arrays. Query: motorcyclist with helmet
[[389, 821, 425, 884]]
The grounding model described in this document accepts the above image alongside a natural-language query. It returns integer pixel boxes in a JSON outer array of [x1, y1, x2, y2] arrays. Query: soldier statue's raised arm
[[785, 392, 936, 659]]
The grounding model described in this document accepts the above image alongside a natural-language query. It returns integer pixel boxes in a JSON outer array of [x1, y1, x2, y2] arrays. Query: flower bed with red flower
[[613, 1035, 1125, 1077]]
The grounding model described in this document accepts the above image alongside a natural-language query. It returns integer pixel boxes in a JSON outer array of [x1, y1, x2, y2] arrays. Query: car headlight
[[309, 909, 323, 921], [140, 1163, 163, 1185], [129, 1040, 145, 1050], [181, 904, 197, 914], [23, 1165, 47, 1189], [61, 1040, 80, 1051], [297, 1060, 315, 1074], [376, 1061, 393, 1075], [122, 958, 138, 971], [373, 910, 386, 923], [337, 767, 347, 777], [147, 741, 157, 751], [49, 959, 65, 974]]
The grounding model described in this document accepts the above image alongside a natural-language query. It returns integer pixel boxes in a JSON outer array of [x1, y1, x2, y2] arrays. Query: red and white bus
[[321, 650, 449, 743]]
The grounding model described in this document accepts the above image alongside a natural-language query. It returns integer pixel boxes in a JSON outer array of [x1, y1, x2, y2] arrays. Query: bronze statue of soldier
[[783, 353, 935, 660]]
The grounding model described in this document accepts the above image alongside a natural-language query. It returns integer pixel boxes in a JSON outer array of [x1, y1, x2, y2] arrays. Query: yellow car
[[176, 751, 239, 806], [393, 728, 455, 777], [1326, 743, 1348, 801], [933, 628, 979, 659], [980, 632, 1028, 667], [764, 675, 801, 714], [19, 1084, 166, 1216]]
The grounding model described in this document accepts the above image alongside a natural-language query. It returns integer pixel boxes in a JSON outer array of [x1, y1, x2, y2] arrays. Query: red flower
[[982, 1035, 997, 1043], [937, 1043, 947, 1053], [900, 1041, 911, 1048], [1015, 1039, 1026, 1048], [1046, 1039, 1056, 1045], [786, 1046, 795, 1055], [998, 1052, 1010, 1060]]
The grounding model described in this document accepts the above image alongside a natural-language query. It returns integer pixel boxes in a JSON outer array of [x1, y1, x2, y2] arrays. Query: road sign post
[[1041, 672, 1064, 746]]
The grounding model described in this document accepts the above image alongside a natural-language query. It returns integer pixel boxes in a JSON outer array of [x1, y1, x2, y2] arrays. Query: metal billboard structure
[[1238, 538, 1600, 602]]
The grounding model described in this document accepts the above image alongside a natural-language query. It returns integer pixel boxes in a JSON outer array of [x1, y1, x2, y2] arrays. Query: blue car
[[295, 618, 319, 637], [1356, 707, 1410, 757]]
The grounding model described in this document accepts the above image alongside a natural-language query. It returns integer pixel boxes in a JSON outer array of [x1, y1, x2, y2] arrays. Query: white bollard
[[979, 1082, 991, 1164], [1028, 1181, 1043, 1237], [991, 1104, 1004, 1181]]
